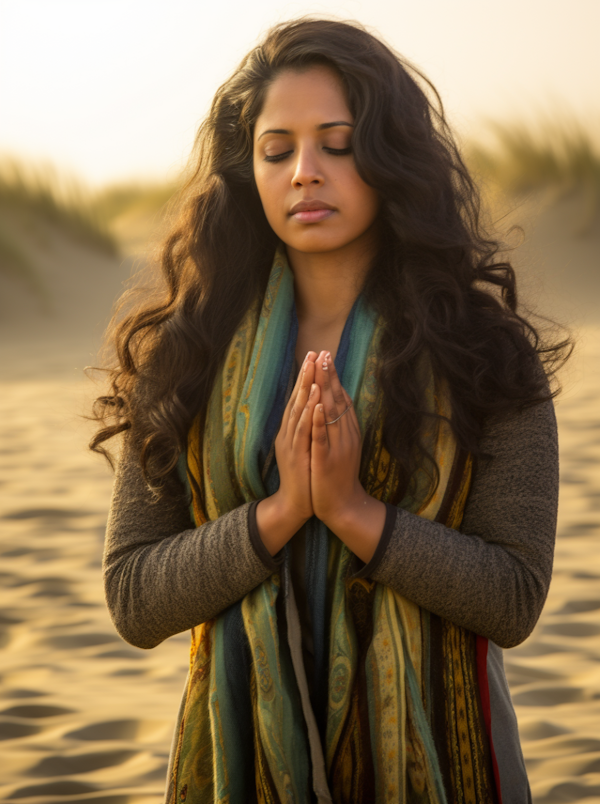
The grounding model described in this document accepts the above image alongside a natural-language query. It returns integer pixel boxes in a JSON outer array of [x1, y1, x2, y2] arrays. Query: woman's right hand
[[273, 351, 321, 523], [255, 352, 321, 557]]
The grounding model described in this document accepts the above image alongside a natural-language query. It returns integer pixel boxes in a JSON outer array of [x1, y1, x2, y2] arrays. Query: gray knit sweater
[[103, 395, 559, 653]]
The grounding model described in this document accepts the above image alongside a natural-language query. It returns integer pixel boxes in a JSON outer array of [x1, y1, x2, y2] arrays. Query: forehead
[[256, 67, 351, 130]]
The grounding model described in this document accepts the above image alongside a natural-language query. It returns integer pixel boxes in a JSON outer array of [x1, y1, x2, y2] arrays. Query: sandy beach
[[1, 191, 599, 802]]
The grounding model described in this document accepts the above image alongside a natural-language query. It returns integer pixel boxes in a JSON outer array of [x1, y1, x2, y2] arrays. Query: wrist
[[321, 484, 370, 532], [256, 491, 308, 557], [323, 487, 387, 565], [270, 489, 311, 531]]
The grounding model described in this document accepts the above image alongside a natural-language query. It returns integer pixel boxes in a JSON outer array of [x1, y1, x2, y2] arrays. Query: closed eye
[[264, 146, 352, 163]]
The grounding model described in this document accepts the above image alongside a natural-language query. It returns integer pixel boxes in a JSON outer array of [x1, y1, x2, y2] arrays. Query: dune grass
[[91, 180, 179, 225], [0, 157, 118, 254], [0, 158, 182, 303], [0, 221, 49, 304], [90, 179, 181, 256], [0, 157, 121, 299], [465, 115, 600, 230]]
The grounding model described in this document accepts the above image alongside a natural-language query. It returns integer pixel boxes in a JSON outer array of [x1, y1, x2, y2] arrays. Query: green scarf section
[[167, 246, 494, 803]]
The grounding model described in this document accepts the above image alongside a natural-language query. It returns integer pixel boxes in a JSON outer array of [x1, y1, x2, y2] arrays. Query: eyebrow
[[257, 121, 354, 141]]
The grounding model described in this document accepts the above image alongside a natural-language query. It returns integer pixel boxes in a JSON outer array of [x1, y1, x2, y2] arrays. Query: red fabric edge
[[476, 635, 503, 803]]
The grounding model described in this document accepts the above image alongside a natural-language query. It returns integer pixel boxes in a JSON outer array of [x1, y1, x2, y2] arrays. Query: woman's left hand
[[310, 350, 369, 526]]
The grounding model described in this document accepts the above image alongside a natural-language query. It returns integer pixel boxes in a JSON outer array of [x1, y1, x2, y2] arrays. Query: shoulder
[[476, 397, 558, 482], [476, 343, 557, 455], [467, 375, 558, 521], [113, 389, 190, 520]]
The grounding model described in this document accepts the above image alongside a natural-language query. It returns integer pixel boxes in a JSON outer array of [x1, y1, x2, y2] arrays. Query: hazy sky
[[1, 0, 598, 187]]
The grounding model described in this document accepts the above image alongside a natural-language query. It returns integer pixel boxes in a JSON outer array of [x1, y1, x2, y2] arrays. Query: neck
[[285, 234, 378, 328]]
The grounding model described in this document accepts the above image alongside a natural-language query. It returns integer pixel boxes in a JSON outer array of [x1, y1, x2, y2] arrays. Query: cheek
[[346, 176, 380, 226], [253, 164, 285, 223]]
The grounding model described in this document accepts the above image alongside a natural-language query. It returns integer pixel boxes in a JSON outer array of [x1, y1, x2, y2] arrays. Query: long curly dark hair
[[90, 17, 571, 496]]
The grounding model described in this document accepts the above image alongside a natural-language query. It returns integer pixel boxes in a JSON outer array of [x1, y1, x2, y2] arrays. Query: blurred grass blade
[[0, 221, 51, 309], [466, 115, 600, 233], [0, 157, 119, 255]]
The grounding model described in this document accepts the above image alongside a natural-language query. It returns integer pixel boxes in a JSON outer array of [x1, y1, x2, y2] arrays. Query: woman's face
[[253, 66, 380, 256]]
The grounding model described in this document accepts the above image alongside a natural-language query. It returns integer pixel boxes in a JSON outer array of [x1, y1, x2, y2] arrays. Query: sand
[[0, 191, 599, 802]]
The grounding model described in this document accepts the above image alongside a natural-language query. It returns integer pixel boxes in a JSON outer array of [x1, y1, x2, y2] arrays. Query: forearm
[[104, 501, 273, 649], [368, 507, 554, 648], [353, 395, 559, 649], [104, 431, 278, 650]]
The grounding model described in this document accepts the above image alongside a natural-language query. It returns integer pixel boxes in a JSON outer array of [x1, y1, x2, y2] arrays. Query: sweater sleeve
[[354, 396, 559, 649], [103, 431, 281, 650]]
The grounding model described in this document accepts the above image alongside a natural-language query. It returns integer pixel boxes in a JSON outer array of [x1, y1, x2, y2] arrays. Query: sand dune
[[0, 192, 599, 802]]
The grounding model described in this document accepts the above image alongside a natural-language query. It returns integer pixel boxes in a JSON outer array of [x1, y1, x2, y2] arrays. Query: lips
[[293, 209, 334, 223], [289, 199, 336, 215], [289, 199, 336, 223]]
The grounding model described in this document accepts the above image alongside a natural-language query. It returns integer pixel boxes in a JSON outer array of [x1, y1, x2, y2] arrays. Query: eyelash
[[263, 146, 352, 163]]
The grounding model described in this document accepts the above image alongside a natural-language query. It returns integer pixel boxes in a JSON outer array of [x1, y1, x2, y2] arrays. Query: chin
[[283, 229, 355, 254]]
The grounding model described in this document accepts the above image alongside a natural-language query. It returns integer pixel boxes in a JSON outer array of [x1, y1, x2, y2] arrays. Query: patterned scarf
[[167, 246, 498, 804]]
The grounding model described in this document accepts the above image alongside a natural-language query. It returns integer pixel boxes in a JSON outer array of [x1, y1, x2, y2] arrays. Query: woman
[[93, 17, 569, 804]]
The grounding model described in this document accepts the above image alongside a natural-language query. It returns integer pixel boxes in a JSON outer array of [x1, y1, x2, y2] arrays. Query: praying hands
[[258, 349, 386, 563]]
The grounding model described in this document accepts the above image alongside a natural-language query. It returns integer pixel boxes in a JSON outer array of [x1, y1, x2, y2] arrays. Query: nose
[[291, 143, 324, 188]]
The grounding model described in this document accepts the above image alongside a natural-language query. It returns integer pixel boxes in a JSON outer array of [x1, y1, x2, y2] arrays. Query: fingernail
[[310, 383, 316, 396], [318, 404, 324, 412]]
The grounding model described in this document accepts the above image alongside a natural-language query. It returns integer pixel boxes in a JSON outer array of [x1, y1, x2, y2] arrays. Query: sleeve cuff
[[350, 502, 398, 579], [248, 499, 285, 572]]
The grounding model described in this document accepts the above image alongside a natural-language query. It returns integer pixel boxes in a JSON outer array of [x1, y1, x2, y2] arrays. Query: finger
[[315, 351, 340, 433], [325, 352, 348, 412], [285, 351, 316, 410], [325, 355, 356, 440], [286, 359, 315, 438], [312, 402, 329, 454], [293, 382, 320, 451], [282, 354, 315, 437], [291, 351, 317, 403], [340, 385, 361, 438]]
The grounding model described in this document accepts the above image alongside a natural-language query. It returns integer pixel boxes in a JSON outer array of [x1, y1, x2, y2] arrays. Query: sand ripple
[[0, 378, 188, 803]]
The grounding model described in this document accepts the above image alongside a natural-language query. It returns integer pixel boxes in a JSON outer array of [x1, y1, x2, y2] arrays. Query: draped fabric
[[167, 245, 499, 804]]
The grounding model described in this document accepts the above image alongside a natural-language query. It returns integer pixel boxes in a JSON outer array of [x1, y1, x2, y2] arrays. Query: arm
[[352, 396, 559, 649], [103, 430, 282, 650]]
